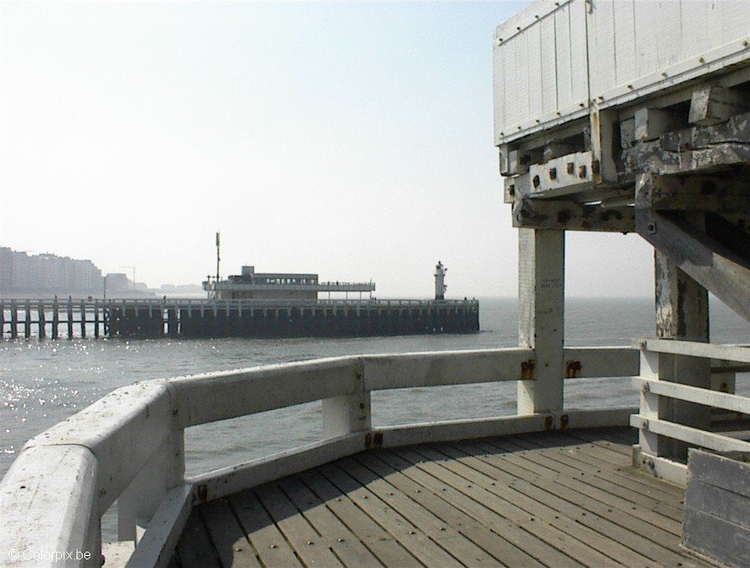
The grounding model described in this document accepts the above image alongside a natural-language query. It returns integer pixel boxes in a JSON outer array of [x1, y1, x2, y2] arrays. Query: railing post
[[517, 229, 565, 415], [117, 428, 184, 542], [322, 362, 370, 438], [637, 344, 663, 457]]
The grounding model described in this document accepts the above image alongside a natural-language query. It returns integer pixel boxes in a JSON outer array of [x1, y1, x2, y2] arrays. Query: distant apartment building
[[0, 247, 104, 295]]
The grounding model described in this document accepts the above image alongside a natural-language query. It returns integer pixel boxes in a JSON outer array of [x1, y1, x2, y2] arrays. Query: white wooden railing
[[632, 338, 750, 485], [0, 346, 639, 567]]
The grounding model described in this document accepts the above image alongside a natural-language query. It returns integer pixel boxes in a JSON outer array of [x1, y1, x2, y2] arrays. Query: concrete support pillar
[[517, 229, 566, 415], [653, 248, 711, 460]]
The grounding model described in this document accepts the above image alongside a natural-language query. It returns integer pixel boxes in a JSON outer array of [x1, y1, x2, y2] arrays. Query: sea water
[[2, 297, 749, 481]]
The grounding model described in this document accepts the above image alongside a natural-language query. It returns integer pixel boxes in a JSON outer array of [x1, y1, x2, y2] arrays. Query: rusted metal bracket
[[520, 359, 536, 380], [365, 431, 383, 449], [566, 360, 582, 378]]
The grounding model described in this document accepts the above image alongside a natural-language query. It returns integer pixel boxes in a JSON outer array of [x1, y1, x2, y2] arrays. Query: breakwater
[[0, 298, 479, 339]]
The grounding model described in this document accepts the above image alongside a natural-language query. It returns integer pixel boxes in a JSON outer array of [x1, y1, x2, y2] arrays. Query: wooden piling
[[24, 301, 31, 339], [10, 300, 18, 339], [38, 301, 46, 339], [66, 298, 74, 339], [94, 301, 100, 338], [52, 298, 59, 340], [80, 300, 86, 338]]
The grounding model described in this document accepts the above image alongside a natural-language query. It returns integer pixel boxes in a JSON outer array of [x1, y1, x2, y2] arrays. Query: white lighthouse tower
[[434, 261, 447, 300]]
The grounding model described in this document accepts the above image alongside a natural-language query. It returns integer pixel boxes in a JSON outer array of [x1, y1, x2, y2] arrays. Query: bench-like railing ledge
[[0, 346, 640, 567]]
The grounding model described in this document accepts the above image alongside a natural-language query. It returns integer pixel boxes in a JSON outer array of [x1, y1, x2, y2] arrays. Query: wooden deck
[[174, 427, 713, 567]]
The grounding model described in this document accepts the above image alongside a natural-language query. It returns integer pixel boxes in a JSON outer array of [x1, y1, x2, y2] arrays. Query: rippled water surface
[[2, 297, 749, 480]]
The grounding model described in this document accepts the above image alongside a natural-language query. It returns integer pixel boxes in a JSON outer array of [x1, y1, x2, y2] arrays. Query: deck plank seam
[[322, 460, 468, 567], [511, 437, 686, 520], [354, 451, 534, 568], [299, 467, 427, 567], [370, 449, 571, 567], [278, 475, 388, 568], [390, 446, 619, 568], [418, 443, 654, 567], [449, 440, 697, 565], [342, 454, 512, 567]]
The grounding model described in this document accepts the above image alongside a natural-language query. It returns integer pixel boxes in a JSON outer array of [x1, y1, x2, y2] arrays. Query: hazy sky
[[0, 1, 655, 298]]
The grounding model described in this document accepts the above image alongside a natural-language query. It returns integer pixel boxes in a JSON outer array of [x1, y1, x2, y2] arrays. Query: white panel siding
[[495, 0, 750, 145]]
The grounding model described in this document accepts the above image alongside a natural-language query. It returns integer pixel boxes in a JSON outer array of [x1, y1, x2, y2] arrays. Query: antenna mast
[[215, 232, 221, 282]]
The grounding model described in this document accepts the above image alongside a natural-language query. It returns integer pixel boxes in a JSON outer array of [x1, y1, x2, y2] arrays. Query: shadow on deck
[[174, 427, 712, 567]]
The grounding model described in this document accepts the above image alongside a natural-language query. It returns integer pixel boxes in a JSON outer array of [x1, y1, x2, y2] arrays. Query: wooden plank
[[228, 489, 302, 567], [200, 499, 261, 568], [446, 444, 700, 565], [175, 512, 221, 568], [513, 199, 634, 232], [299, 469, 421, 567], [492, 439, 683, 535], [687, 449, 750, 499], [317, 461, 463, 567], [254, 483, 344, 567], [517, 228, 565, 414], [375, 448, 583, 568], [636, 377, 750, 415], [280, 476, 384, 568], [683, 506, 750, 567], [338, 455, 505, 567], [636, 209, 750, 324], [519, 434, 684, 522], [636, 174, 750, 213], [176, 428, 719, 567], [463, 440, 706, 567], [640, 338, 750, 364], [356, 450, 541, 568], [391, 446, 617, 568], [480, 438, 685, 538], [685, 478, 750, 531], [425, 442, 654, 568], [562, 427, 637, 450], [632, 414, 750, 454], [543, 435, 685, 501], [689, 86, 750, 126]]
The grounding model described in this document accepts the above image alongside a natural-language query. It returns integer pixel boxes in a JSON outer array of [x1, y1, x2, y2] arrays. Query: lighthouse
[[434, 261, 447, 300]]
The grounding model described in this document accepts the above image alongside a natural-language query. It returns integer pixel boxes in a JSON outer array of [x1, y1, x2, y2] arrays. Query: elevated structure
[[1, 2, 750, 567], [204, 265, 375, 301]]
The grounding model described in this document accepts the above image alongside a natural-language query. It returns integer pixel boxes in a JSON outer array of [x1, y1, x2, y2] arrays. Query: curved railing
[[0, 346, 639, 567]]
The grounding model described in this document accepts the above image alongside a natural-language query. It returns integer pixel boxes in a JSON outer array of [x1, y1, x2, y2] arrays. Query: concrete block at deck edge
[[683, 448, 750, 566]]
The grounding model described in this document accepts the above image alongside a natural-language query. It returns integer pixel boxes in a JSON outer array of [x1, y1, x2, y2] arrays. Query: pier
[[0, 298, 479, 340]]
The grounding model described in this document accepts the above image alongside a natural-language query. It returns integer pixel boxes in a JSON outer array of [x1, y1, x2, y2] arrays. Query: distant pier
[[0, 298, 479, 339]]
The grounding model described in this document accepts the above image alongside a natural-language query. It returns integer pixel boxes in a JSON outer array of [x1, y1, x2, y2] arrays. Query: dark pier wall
[[174, 301, 479, 339], [1, 299, 479, 340]]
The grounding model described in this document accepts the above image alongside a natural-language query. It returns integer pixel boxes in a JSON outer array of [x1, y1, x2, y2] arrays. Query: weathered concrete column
[[654, 248, 711, 460], [517, 228, 565, 415]]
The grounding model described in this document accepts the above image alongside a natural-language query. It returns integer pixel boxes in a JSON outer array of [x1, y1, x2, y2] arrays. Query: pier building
[[204, 265, 376, 301]]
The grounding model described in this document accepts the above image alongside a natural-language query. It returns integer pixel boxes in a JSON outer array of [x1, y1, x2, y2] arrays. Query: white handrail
[[633, 338, 750, 485], [0, 345, 639, 567]]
